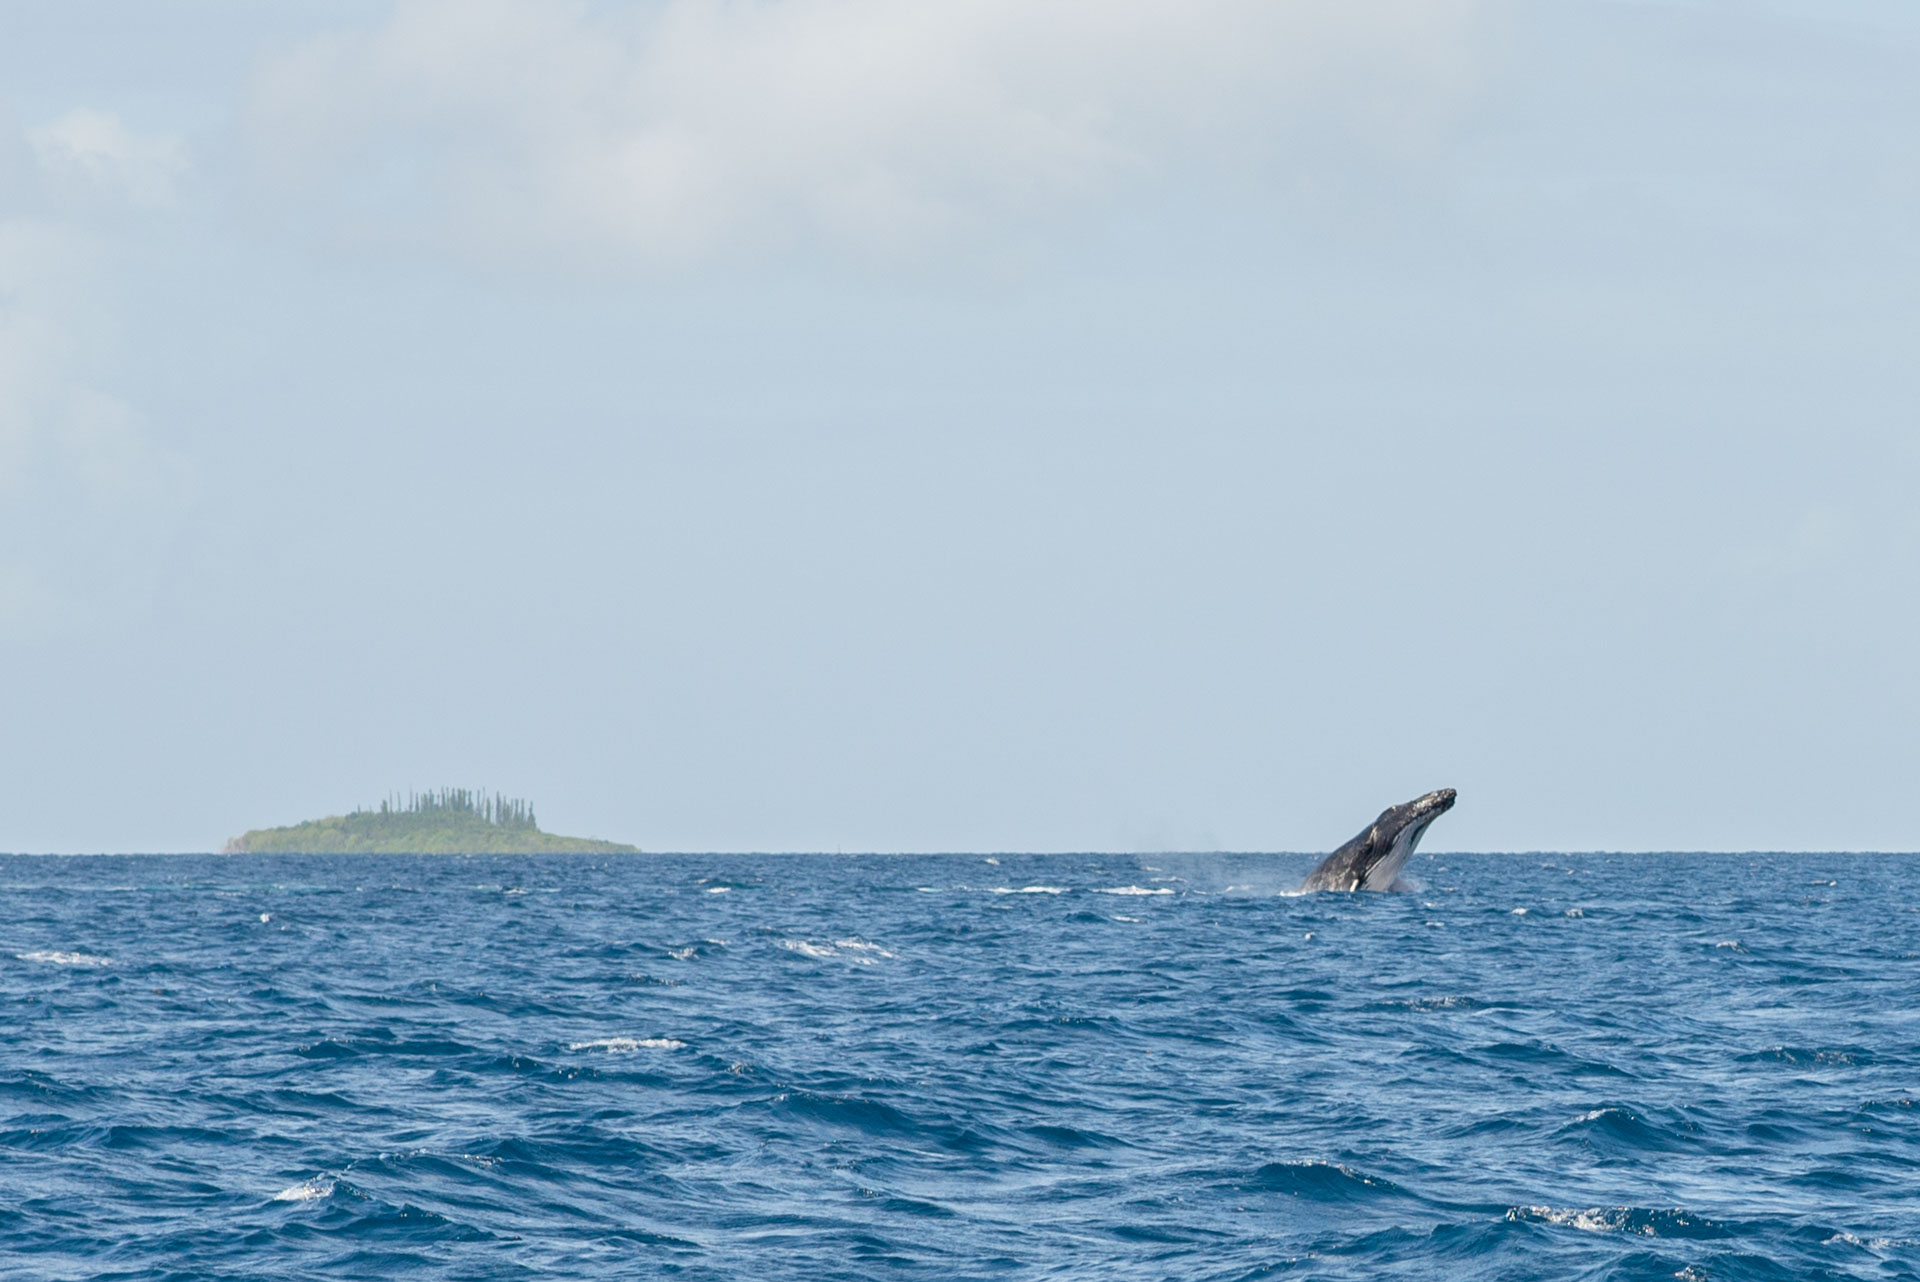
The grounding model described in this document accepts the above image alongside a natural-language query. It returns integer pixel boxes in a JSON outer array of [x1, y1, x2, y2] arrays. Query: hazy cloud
[[28, 108, 187, 209], [247, 0, 1485, 265], [0, 227, 179, 480], [1, 157, 191, 640], [3, 107, 183, 494], [0, 219, 87, 479]]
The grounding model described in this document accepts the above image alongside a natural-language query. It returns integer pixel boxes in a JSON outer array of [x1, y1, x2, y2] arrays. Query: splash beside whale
[[1300, 789, 1457, 892]]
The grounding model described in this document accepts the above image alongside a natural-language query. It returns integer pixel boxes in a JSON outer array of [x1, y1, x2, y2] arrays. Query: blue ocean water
[[2, 851, 1916, 1281]]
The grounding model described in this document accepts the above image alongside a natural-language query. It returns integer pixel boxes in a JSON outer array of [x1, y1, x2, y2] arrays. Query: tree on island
[[371, 788, 538, 831], [223, 788, 638, 854]]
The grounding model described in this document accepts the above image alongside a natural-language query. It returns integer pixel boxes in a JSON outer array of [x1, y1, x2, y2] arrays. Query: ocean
[[2, 851, 1915, 1280]]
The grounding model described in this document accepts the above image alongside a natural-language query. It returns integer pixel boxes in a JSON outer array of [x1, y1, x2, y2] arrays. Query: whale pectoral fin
[[1348, 876, 1360, 892]]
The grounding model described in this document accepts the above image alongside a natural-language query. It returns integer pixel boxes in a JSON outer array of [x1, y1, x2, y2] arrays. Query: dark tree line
[[361, 788, 538, 830]]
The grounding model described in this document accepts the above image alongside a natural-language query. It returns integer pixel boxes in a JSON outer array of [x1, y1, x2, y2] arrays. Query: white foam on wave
[[1826, 1230, 1911, 1250], [834, 937, 897, 958], [668, 946, 697, 961], [1509, 1205, 1636, 1233], [1111, 915, 1144, 923], [16, 950, 110, 967], [706, 886, 730, 894], [272, 1177, 334, 1203], [991, 885, 1066, 895], [1096, 886, 1173, 896], [568, 1037, 685, 1053], [1509, 1204, 1726, 1241], [783, 937, 893, 964]]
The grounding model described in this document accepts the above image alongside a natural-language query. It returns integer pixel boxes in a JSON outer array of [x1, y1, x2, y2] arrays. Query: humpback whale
[[1299, 789, 1457, 892]]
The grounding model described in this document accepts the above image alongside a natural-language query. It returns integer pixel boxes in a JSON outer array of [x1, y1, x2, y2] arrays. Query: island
[[222, 789, 639, 854]]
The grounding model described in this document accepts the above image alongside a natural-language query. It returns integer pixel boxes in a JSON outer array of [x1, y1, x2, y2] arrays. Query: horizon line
[[2, 848, 1916, 858]]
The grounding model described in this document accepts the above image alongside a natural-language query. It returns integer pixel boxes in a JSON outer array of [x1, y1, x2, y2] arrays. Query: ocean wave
[[15, 950, 111, 967], [1505, 1205, 1733, 1240], [765, 1089, 926, 1139], [567, 1037, 685, 1053], [271, 1177, 335, 1203], [1243, 1160, 1414, 1204], [1094, 886, 1173, 896], [266, 1175, 495, 1244], [1737, 1045, 1873, 1067], [1382, 994, 1485, 1013], [1553, 1104, 1701, 1153], [1825, 1230, 1914, 1251], [782, 937, 894, 964]]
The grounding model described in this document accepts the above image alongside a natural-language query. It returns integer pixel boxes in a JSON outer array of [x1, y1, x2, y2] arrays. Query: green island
[[223, 789, 639, 854]]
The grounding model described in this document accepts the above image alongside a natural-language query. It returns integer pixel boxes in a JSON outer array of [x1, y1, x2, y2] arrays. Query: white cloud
[[3, 104, 190, 504], [0, 222, 181, 503], [28, 109, 187, 209], [248, 0, 1485, 265], [0, 220, 87, 479], [0, 208, 191, 641]]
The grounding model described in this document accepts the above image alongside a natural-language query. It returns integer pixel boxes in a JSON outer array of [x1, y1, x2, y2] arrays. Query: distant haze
[[2, 1, 1916, 853]]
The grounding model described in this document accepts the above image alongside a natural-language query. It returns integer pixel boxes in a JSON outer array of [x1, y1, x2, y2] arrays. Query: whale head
[[1357, 788, 1456, 889], [1388, 788, 1457, 831]]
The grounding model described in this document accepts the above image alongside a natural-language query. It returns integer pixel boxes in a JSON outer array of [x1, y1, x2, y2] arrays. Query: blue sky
[[2, 1, 1915, 853]]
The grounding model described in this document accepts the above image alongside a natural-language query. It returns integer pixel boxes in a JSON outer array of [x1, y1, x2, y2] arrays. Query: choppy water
[[3, 852, 1917, 1280]]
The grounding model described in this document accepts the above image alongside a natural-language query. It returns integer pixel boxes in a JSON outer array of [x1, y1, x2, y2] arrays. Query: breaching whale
[[1299, 789, 1457, 893]]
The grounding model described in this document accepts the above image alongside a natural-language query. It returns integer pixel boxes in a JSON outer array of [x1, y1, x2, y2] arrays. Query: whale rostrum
[[1299, 789, 1457, 893]]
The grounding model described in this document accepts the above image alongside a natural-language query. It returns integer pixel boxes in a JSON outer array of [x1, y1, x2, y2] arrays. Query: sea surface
[[2, 851, 1917, 1280]]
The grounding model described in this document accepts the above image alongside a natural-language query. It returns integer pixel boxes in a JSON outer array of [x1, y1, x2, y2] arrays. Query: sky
[[2, 0, 1916, 854]]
